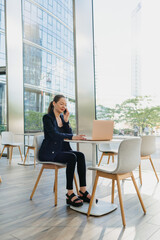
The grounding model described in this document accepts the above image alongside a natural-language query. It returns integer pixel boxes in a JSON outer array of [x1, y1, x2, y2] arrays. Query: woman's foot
[[66, 192, 83, 207], [79, 190, 91, 203], [79, 187, 98, 203]]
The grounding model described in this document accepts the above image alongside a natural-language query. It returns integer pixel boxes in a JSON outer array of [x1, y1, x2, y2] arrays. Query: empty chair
[[0, 131, 23, 163], [87, 138, 146, 227], [98, 143, 118, 166], [30, 134, 79, 206], [23, 133, 43, 167], [139, 135, 159, 185], [24, 137, 36, 167]]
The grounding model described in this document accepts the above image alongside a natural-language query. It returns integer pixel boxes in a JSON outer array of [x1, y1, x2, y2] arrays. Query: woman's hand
[[63, 108, 70, 122], [72, 135, 86, 140]]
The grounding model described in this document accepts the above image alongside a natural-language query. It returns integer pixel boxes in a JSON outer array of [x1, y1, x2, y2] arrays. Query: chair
[[23, 133, 43, 167], [30, 134, 79, 206], [24, 144, 36, 166], [0, 131, 23, 164], [98, 143, 118, 166], [87, 138, 146, 227], [139, 135, 159, 185], [0, 176, 2, 183]]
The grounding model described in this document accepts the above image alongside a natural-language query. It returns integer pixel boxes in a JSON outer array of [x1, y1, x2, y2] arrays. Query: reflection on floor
[[0, 156, 160, 240]]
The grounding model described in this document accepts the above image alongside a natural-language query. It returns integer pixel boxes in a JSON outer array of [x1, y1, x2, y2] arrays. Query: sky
[[93, 0, 160, 107]]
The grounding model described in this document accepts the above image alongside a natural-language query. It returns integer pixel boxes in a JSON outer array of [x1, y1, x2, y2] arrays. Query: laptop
[[84, 120, 114, 141]]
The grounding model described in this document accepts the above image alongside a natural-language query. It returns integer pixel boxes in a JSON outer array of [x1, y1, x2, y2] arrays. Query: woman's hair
[[48, 94, 65, 114]]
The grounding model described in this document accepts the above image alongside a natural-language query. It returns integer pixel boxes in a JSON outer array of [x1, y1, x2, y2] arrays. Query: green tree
[[115, 96, 160, 134], [96, 105, 115, 120], [69, 114, 76, 133], [25, 111, 44, 131]]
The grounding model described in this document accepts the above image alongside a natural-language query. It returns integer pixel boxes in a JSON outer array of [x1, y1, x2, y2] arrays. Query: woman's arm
[[61, 116, 73, 134], [43, 115, 73, 141]]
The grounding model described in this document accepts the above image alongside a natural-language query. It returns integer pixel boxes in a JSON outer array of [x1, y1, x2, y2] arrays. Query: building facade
[[23, 0, 76, 132]]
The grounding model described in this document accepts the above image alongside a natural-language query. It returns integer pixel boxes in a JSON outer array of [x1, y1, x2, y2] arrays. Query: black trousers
[[54, 151, 86, 190]]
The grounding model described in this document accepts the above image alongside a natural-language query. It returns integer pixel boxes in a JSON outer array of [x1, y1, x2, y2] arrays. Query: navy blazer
[[39, 111, 73, 161]]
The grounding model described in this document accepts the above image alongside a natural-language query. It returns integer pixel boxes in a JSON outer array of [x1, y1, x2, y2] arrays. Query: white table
[[65, 139, 118, 216]]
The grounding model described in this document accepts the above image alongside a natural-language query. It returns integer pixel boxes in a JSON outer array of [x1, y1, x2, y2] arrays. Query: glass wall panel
[[22, 0, 76, 133], [94, 0, 160, 137], [0, 0, 6, 133]]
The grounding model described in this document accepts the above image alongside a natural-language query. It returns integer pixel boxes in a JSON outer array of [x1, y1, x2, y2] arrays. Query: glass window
[[24, 90, 43, 131], [56, 21, 61, 31], [48, 15, 52, 25], [64, 27, 68, 36], [24, 1, 31, 12], [22, 0, 76, 132], [48, 0, 53, 7], [47, 34, 52, 44], [38, 8, 42, 19], [0, 1, 6, 133], [64, 44, 68, 54], [0, 81, 7, 132], [47, 53, 52, 63], [56, 39, 61, 49], [57, 3, 61, 13], [94, 0, 160, 138]]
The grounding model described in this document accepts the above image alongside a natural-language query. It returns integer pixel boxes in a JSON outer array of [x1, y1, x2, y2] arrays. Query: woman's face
[[53, 97, 67, 114]]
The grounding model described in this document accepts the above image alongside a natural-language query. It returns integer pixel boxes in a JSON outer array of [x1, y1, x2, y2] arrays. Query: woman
[[39, 94, 91, 207]]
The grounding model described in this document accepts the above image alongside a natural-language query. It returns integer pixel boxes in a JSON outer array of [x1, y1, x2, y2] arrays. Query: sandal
[[79, 190, 98, 203], [66, 193, 83, 207]]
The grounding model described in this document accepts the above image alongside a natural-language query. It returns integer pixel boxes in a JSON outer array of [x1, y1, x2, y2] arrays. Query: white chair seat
[[37, 160, 66, 167], [3, 142, 23, 146], [25, 144, 34, 147], [103, 149, 118, 153], [88, 163, 117, 173]]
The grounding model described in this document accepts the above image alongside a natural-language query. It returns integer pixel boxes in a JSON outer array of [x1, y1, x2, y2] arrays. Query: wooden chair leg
[[111, 179, 115, 203], [24, 147, 29, 164], [112, 154, 114, 163], [33, 147, 36, 168], [18, 146, 23, 162], [87, 174, 99, 216], [149, 156, 159, 182], [139, 163, 142, 185], [0, 146, 6, 159], [54, 167, 58, 206], [9, 147, 12, 164], [10, 147, 13, 164], [116, 175, 126, 227], [107, 155, 111, 164], [98, 153, 104, 167], [74, 174, 79, 194], [30, 165, 44, 200], [131, 172, 146, 214], [53, 180, 55, 193]]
